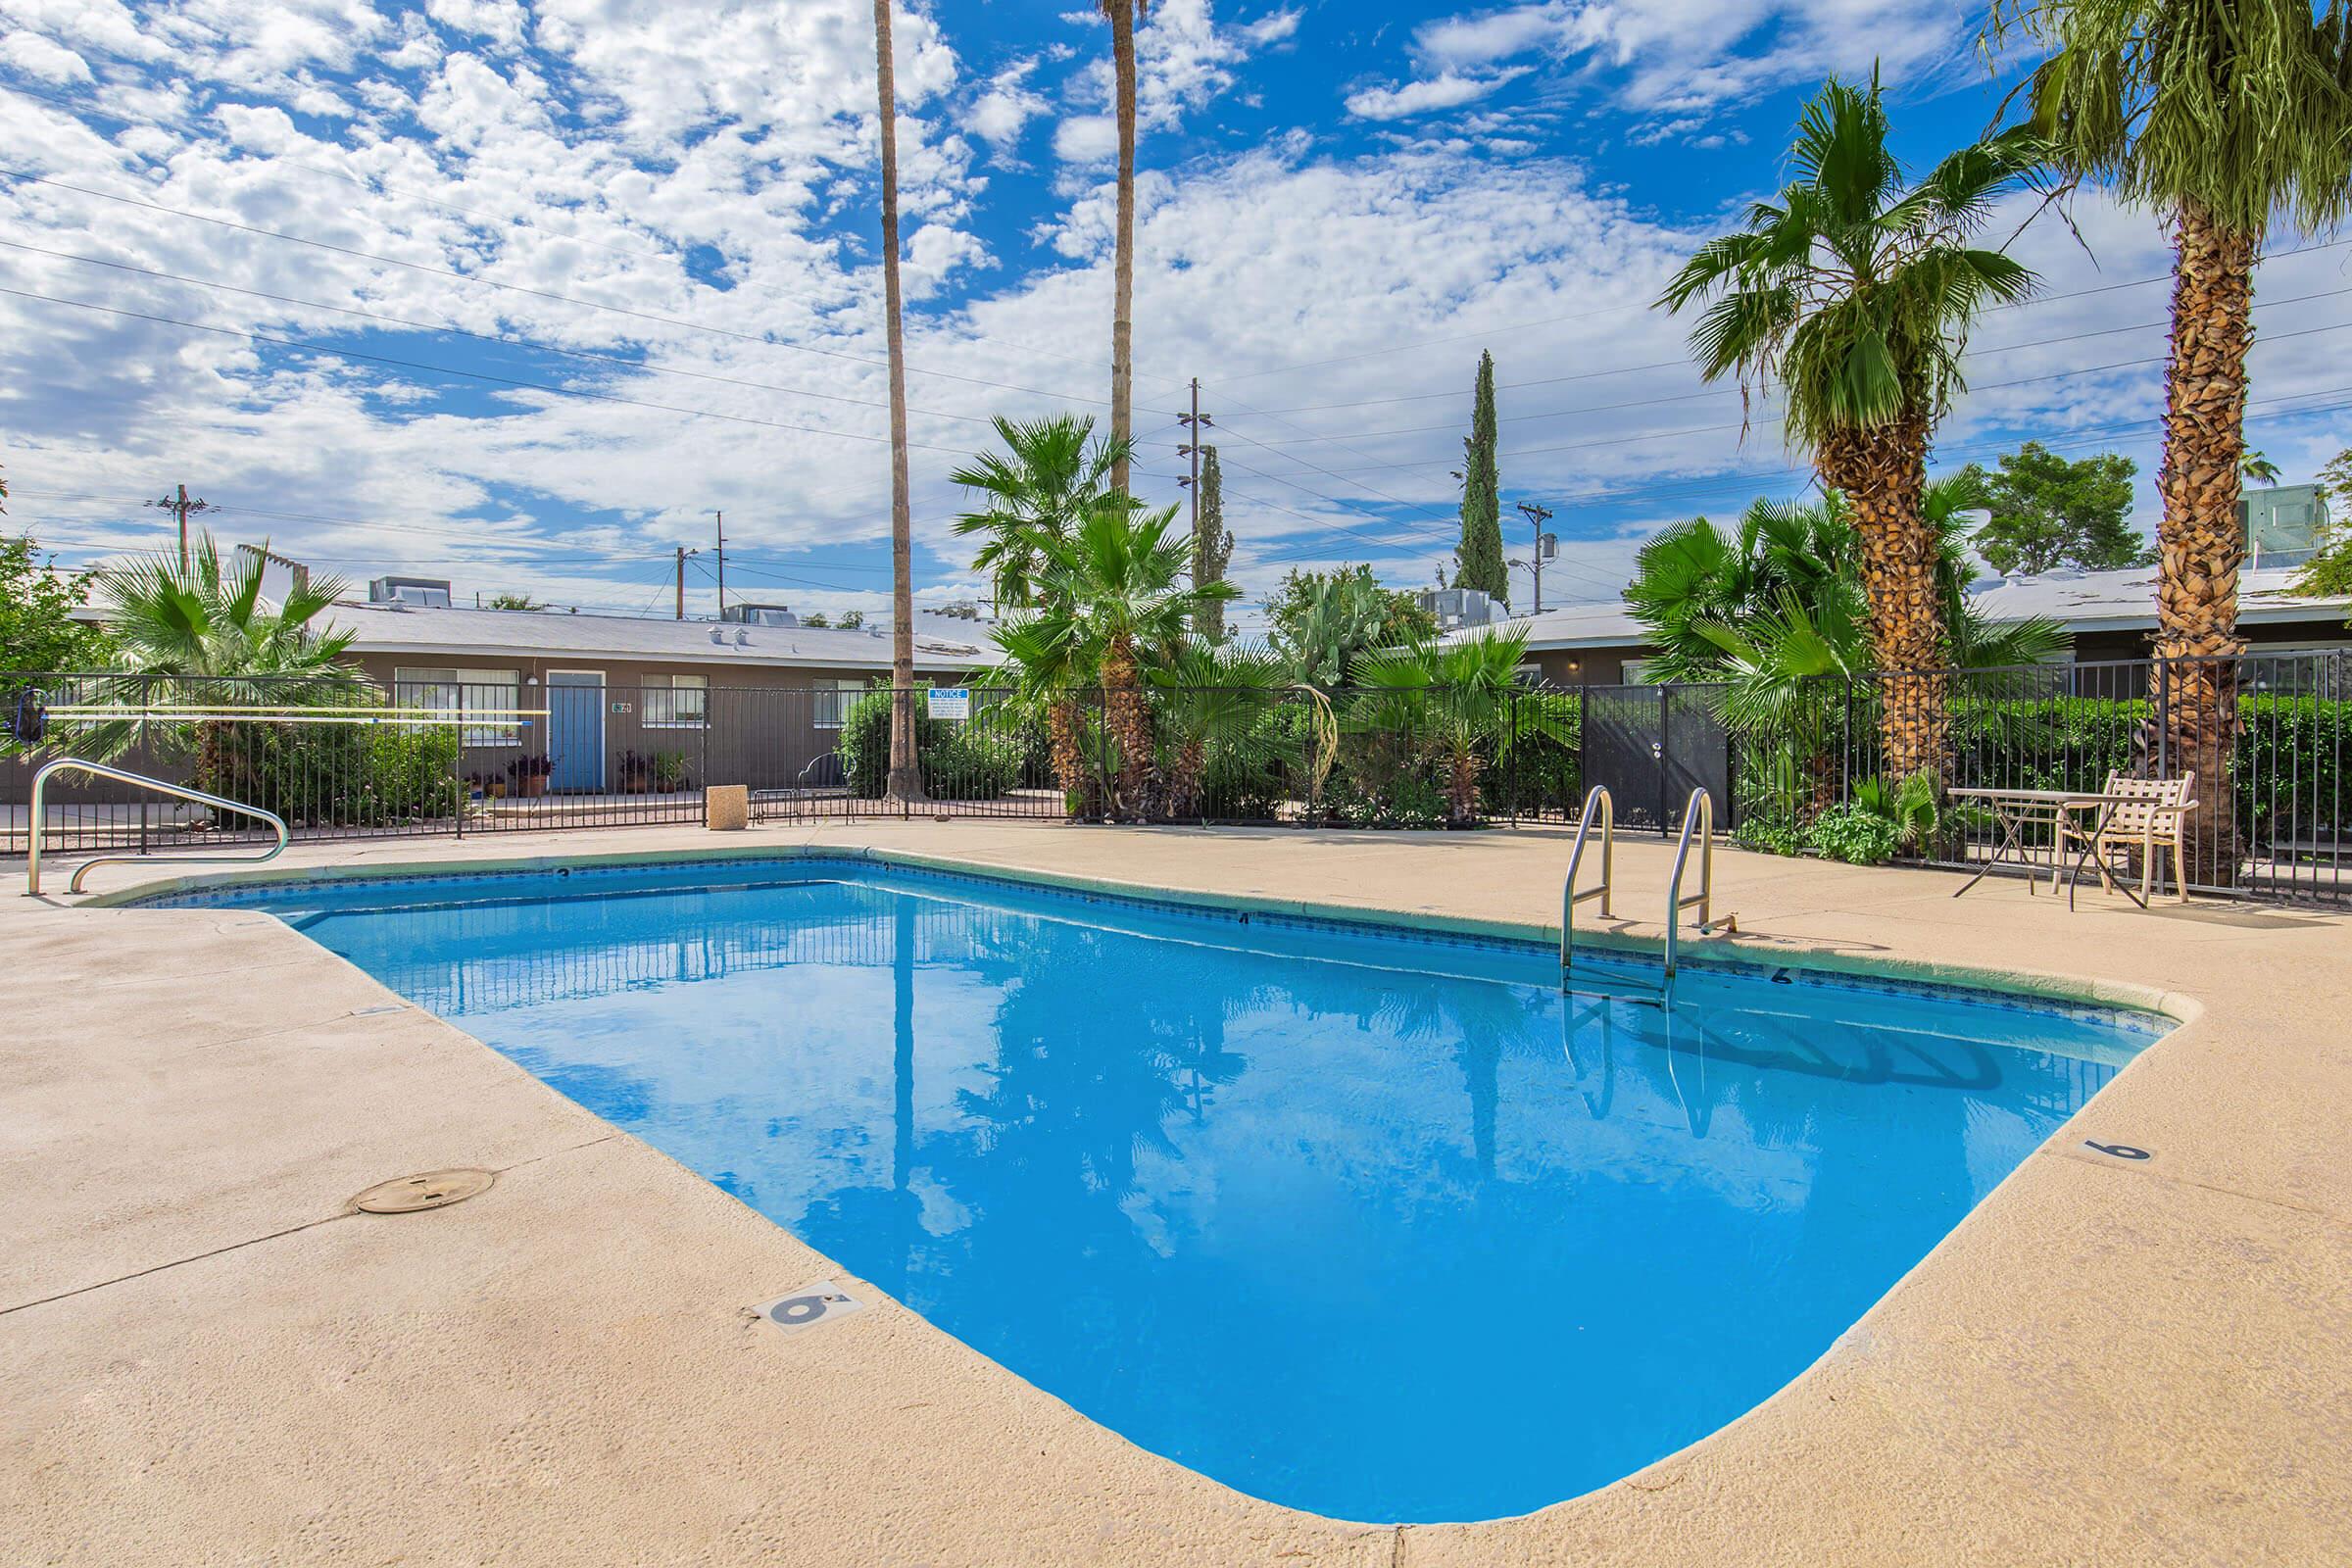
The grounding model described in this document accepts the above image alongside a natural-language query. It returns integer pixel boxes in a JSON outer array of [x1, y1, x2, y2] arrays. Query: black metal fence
[[1725, 651, 2348, 905], [3, 654, 2342, 905], [0, 671, 1585, 853]]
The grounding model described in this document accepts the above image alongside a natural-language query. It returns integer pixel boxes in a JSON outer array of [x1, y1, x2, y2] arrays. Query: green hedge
[[837, 688, 1024, 801], [1737, 690, 2347, 848], [1949, 692, 2347, 841], [208, 720, 462, 828]]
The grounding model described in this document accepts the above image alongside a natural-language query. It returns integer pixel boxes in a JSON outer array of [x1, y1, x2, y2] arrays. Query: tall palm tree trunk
[[2154, 196, 2255, 887], [872, 0, 924, 804], [1822, 416, 1947, 781], [1102, 633, 1152, 817], [1105, 0, 1138, 493], [1048, 697, 1088, 810]]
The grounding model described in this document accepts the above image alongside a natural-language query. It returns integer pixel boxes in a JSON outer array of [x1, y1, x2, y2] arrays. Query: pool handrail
[[1559, 785, 1614, 983], [25, 757, 289, 897], [1664, 786, 1728, 978]]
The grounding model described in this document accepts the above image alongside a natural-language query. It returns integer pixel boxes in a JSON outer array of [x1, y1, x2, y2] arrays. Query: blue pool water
[[175, 858, 2165, 1523]]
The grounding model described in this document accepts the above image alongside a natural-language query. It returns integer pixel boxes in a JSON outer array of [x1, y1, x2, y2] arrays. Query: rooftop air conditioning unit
[[368, 574, 453, 608]]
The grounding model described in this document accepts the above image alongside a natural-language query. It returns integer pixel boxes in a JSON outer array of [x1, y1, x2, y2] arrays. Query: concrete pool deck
[[3, 819, 2347, 1566]]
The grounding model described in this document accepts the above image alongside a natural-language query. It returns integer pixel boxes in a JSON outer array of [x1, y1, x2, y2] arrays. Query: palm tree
[[871, 0, 924, 803], [74, 532, 361, 767], [991, 610, 1098, 810], [949, 414, 1133, 611], [2007, 0, 2352, 880], [1100, 0, 1149, 489], [1624, 492, 1856, 684], [1696, 480, 2066, 816], [2241, 451, 2282, 486], [1146, 641, 1290, 819], [998, 499, 1234, 818], [1659, 75, 2045, 780], [1348, 625, 1568, 825]]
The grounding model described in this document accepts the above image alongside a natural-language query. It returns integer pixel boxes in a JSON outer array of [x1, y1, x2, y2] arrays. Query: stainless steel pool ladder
[[1561, 784, 1731, 989], [1559, 785, 1615, 982], [24, 757, 289, 896]]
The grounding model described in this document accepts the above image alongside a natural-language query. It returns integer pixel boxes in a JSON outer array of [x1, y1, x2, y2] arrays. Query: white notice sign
[[926, 687, 971, 720]]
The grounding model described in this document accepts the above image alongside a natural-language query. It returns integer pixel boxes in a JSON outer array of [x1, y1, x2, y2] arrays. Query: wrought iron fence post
[[453, 682, 466, 840], [1656, 684, 1671, 837], [1507, 688, 1519, 827]]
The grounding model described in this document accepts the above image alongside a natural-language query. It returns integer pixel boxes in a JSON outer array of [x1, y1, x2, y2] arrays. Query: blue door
[[547, 671, 605, 792]]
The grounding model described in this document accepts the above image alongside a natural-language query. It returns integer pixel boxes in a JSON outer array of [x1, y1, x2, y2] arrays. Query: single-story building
[[1474, 564, 2352, 687], [329, 597, 995, 795]]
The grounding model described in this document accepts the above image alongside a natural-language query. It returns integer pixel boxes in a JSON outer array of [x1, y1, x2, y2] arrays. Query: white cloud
[[1052, 0, 1285, 164], [1245, 9, 1301, 46], [1367, 0, 1975, 130], [0, 29, 93, 84], [1345, 68, 1531, 122], [965, 59, 1048, 154], [1054, 113, 1118, 165], [425, 0, 528, 51]]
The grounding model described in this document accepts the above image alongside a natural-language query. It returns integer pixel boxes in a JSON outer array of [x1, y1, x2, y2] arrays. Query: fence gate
[[1578, 684, 1733, 833]]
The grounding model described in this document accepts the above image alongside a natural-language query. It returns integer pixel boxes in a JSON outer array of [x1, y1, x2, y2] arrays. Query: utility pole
[[674, 545, 701, 619], [1516, 500, 1555, 614], [711, 510, 726, 616], [143, 483, 213, 571], [1176, 376, 1213, 546]]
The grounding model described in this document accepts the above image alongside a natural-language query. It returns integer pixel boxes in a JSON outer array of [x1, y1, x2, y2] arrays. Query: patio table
[[1945, 787, 2151, 911]]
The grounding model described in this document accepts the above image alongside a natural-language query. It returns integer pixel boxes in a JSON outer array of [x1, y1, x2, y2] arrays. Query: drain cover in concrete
[[751, 1281, 868, 1336], [350, 1168, 495, 1214]]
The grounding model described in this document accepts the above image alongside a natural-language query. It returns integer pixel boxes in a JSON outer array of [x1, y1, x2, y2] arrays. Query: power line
[[1206, 230, 2352, 392], [1215, 316, 2352, 480], [1232, 285, 2352, 449]]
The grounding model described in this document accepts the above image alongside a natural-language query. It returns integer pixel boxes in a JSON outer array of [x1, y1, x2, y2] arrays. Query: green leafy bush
[[1734, 815, 1804, 856], [211, 720, 462, 828], [1805, 802, 1898, 865], [1325, 766, 1449, 829], [838, 688, 1023, 801]]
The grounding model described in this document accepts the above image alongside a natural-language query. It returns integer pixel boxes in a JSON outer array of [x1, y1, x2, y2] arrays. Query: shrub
[[837, 688, 1022, 801], [1733, 815, 1804, 856], [1325, 765, 1449, 828], [1806, 802, 1897, 865], [212, 720, 462, 828]]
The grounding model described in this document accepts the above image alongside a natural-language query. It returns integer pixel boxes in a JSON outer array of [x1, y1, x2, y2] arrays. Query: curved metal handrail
[[1559, 784, 1614, 982], [1663, 786, 1715, 979], [25, 757, 289, 896]]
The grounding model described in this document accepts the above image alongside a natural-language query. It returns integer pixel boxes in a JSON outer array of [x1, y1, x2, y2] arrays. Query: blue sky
[[4, 0, 2349, 634]]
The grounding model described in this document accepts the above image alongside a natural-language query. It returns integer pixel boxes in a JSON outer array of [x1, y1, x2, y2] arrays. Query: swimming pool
[[171, 856, 2167, 1524]]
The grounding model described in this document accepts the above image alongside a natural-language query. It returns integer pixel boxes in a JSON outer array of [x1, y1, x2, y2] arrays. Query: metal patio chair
[[2061, 770, 2198, 904]]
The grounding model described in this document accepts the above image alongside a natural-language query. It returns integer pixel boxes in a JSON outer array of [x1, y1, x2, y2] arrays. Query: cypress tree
[[1453, 350, 1506, 604], [1192, 446, 1234, 642]]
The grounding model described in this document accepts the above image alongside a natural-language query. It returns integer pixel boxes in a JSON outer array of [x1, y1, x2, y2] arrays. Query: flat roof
[[1447, 564, 2351, 652], [1960, 564, 2349, 633], [326, 601, 994, 672]]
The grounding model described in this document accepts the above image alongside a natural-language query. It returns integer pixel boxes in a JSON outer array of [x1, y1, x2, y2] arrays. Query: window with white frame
[[811, 678, 863, 729], [643, 672, 709, 726], [394, 665, 521, 746]]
